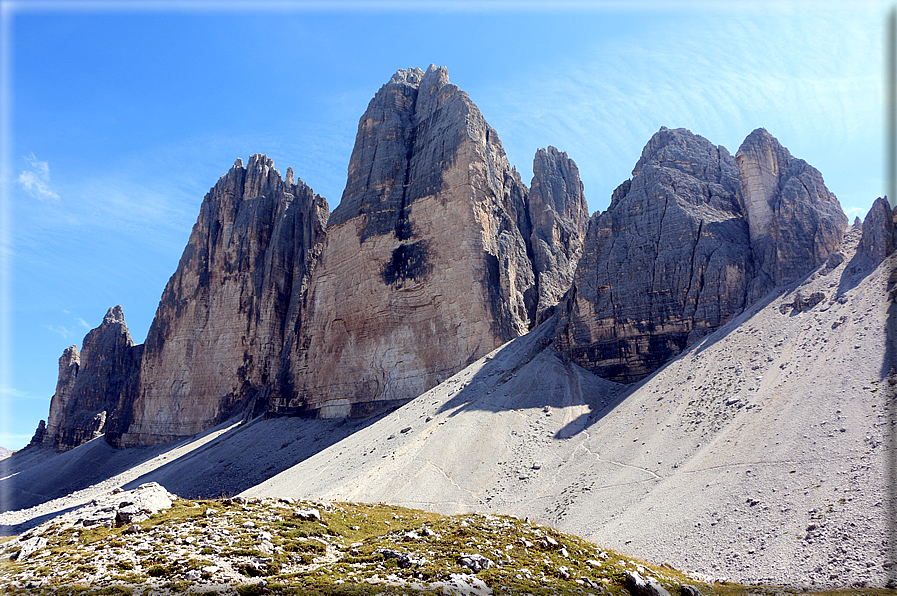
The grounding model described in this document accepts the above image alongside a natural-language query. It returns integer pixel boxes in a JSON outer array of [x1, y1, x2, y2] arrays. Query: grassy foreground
[[0, 497, 891, 596]]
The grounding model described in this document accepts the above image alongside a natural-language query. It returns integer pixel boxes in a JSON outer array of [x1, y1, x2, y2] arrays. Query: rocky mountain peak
[[857, 196, 895, 264], [633, 126, 737, 186], [103, 305, 126, 326], [30, 307, 142, 451], [736, 127, 847, 296], [528, 146, 590, 321], [109, 154, 329, 447], [552, 126, 848, 384], [389, 66, 425, 86], [270, 65, 587, 419]]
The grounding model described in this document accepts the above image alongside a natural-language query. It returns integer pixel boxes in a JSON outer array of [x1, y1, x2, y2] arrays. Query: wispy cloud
[[0, 386, 43, 401], [18, 152, 60, 201], [44, 324, 74, 339], [75, 317, 91, 330]]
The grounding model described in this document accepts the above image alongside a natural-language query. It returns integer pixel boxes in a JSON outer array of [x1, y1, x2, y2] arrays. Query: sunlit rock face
[[110, 156, 328, 447], [270, 65, 546, 418], [735, 127, 848, 299]]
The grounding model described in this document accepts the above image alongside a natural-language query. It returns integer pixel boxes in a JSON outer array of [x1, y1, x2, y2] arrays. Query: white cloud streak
[[17, 152, 60, 201], [43, 324, 73, 338]]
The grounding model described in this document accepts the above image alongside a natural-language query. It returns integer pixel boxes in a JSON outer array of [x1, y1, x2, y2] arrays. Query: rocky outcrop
[[270, 65, 543, 418], [551, 127, 848, 383], [528, 146, 590, 322], [30, 306, 142, 451], [109, 157, 328, 447], [735, 128, 848, 298], [552, 127, 752, 382], [857, 196, 895, 264]]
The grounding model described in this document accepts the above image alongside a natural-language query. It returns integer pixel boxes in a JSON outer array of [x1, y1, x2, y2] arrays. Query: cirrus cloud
[[18, 153, 60, 201]]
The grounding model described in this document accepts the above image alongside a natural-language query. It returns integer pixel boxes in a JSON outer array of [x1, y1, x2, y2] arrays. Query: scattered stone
[[625, 570, 673, 596], [13, 536, 46, 561], [294, 508, 322, 521], [458, 553, 494, 572], [374, 548, 427, 568]]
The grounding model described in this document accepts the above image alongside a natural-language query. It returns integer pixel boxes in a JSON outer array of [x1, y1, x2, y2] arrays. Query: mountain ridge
[[6, 65, 894, 589]]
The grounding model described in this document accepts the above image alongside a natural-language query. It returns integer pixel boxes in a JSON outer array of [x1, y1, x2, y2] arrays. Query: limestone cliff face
[[552, 127, 849, 383], [857, 197, 895, 264], [528, 146, 590, 323], [109, 156, 328, 447], [32, 306, 142, 451], [552, 127, 752, 383], [269, 65, 540, 418], [735, 128, 848, 298]]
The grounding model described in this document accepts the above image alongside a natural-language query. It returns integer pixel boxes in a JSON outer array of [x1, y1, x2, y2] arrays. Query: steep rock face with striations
[[269, 65, 544, 418], [527, 146, 590, 323], [735, 128, 848, 298], [551, 127, 753, 383], [857, 196, 895, 265], [552, 127, 848, 383], [34, 306, 143, 451], [109, 156, 328, 447]]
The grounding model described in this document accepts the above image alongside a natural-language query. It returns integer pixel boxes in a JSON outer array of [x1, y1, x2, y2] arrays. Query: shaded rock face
[[735, 128, 848, 298], [857, 197, 895, 264], [31, 306, 143, 451], [553, 126, 849, 383], [270, 65, 549, 418], [109, 157, 328, 447], [552, 127, 752, 383], [528, 146, 590, 323]]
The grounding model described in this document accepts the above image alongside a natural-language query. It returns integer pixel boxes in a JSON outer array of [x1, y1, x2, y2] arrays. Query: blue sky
[[0, 1, 887, 450]]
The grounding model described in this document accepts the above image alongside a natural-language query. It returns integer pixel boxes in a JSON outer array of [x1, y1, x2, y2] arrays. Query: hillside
[[1, 225, 891, 590], [2, 484, 891, 595], [243, 227, 892, 589]]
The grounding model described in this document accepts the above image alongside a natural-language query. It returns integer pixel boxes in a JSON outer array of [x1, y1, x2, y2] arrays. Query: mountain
[[29, 306, 142, 451], [29, 65, 590, 448], [269, 65, 588, 419], [8, 64, 893, 589], [551, 126, 848, 383], [2, 216, 891, 589], [110, 156, 329, 447]]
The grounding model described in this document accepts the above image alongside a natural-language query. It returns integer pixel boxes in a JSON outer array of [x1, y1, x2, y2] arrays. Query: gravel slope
[[2, 229, 892, 589], [244, 229, 894, 589]]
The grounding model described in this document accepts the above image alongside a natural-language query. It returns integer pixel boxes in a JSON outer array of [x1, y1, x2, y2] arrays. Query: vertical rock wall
[[552, 126, 849, 383], [34, 306, 142, 450], [528, 146, 590, 322], [552, 127, 752, 382], [269, 65, 542, 418], [108, 157, 328, 447], [735, 128, 848, 298]]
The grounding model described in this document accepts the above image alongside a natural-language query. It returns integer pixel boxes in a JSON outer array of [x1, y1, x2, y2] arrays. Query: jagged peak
[[103, 305, 126, 326], [246, 153, 274, 170], [633, 126, 726, 180], [389, 66, 425, 86], [736, 127, 795, 163]]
